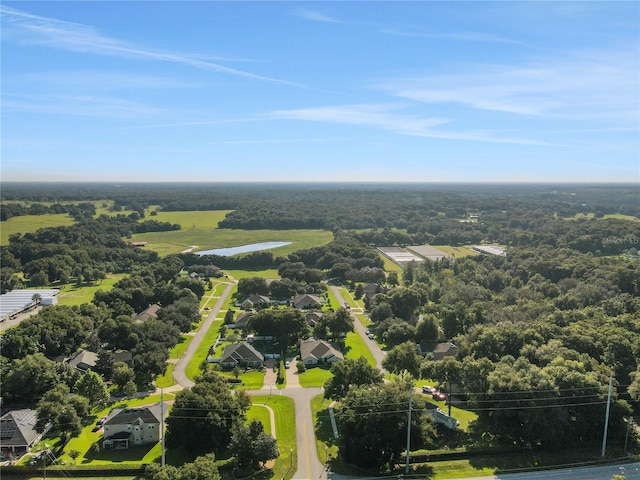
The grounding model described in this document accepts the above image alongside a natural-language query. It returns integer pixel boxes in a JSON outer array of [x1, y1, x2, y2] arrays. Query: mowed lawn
[[129, 210, 333, 257]]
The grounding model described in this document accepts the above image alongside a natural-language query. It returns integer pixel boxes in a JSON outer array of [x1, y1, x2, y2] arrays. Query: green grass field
[[343, 331, 376, 366], [52, 274, 128, 306], [433, 245, 479, 258], [250, 395, 297, 480], [298, 365, 333, 388], [1, 214, 75, 245], [129, 210, 333, 257]]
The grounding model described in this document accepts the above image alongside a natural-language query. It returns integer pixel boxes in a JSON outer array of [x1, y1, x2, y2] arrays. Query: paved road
[[172, 281, 235, 388]]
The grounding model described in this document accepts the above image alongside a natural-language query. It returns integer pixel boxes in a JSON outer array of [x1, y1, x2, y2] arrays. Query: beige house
[[300, 339, 343, 366], [103, 403, 168, 450], [293, 294, 323, 309]]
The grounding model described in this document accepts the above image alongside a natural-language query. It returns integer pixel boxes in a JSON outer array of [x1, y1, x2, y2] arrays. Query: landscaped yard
[[343, 331, 376, 366]]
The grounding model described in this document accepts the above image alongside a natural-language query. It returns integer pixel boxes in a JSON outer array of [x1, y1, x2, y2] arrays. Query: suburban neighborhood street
[[171, 281, 235, 388], [168, 280, 636, 480]]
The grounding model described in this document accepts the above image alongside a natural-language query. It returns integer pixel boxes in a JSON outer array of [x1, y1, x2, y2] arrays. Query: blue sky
[[1, 1, 638, 183]]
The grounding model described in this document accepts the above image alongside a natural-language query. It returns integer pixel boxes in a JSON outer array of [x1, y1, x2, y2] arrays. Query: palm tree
[[31, 293, 42, 308]]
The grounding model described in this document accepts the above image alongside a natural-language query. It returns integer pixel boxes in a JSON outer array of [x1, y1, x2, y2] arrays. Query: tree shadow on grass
[[83, 442, 156, 463]]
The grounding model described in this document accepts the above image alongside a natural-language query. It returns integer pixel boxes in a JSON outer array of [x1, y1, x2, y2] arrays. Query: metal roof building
[[0, 289, 60, 321]]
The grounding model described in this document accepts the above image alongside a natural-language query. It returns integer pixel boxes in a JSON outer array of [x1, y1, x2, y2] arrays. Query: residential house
[[305, 311, 323, 328], [242, 295, 270, 309], [103, 403, 168, 450], [300, 338, 344, 366], [132, 304, 161, 323], [232, 312, 253, 329], [293, 294, 323, 309], [432, 342, 459, 361], [362, 283, 387, 301], [68, 349, 98, 372], [219, 342, 264, 369], [0, 409, 49, 460]]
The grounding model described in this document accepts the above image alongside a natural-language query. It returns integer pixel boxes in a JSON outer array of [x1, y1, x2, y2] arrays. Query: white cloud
[[266, 103, 554, 145], [0, 5, 302, 87], [382, 28, 528, 46], [291, 8, 343, 24], [376, 47, 639, 125]]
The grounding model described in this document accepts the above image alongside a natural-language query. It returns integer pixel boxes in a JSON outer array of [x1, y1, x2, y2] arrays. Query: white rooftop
[[0, 289, 60, 319]]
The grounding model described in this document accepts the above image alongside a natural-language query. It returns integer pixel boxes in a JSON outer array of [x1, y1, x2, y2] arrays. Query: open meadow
[[130, 210, 333, 257]]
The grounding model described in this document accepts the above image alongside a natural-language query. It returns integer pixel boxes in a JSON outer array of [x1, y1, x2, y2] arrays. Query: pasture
[[0, 214, 75, 245], [130, 210, 333, 257]]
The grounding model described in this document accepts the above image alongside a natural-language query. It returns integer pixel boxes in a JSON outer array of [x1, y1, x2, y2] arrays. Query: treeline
[[1, 201, 97, 221], [1, 214, 179, 292]]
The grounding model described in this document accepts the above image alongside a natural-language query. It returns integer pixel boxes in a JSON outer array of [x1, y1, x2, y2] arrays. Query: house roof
[[220, 342, 264, 364], [293, 294, 322, 308], [68, 349, 98, 370], [433, 342, 458, 354], [0, 409, 41, 448], [133, 304, 161, 322], [104, 403, 167, 427], [235, 312, 253, 326], [300, 339, 343, 362], [244, 294, 270, 305]]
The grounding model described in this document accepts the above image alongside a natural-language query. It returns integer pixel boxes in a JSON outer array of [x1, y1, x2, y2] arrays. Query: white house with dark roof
[[300, 338, 343, 366], [0, 409, 49, 460], [102, 402, 168, 450]]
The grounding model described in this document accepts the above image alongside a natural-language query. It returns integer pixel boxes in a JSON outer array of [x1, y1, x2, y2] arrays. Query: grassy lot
[[225, 268, 280, 280], [434, 245, 479, 258], [298, 365, 332, 388], [129, 209, 333, 256], [0, 214, 76, 245], [379, 253, 403, 277], [310, 394, 338, 470], [250, 395, 297, 480], [51, 274, 127, 306], [247, 403, 272, 434], [343, 331, 376, 366], [185, 320, 224, 381], [566, 212, 640, 221]]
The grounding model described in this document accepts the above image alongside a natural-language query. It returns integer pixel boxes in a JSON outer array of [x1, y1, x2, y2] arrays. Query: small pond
[[196, 241, 292, 257]]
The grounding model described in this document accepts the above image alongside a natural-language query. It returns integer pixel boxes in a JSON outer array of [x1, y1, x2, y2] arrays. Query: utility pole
[[161, 388, 166, 467], [624, 416, 633, 455], [405, 382, 413, 475], [601, 371, 613, 458]]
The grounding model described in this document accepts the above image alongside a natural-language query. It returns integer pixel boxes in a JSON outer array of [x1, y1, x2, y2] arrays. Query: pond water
[[196, 241, 292, 257]]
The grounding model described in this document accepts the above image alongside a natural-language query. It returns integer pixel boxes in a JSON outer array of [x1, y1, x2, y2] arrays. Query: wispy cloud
[[210, 137, 348, 145], [265, 103, 554, 145], [382, 28, 528, 46], [2, 92, 166, 120], [376, 47, 639, 125], [291, 8, 344, 24], [0, 5, 302, 87]]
